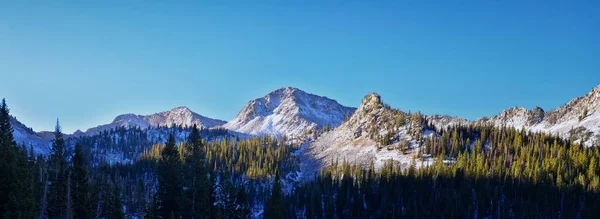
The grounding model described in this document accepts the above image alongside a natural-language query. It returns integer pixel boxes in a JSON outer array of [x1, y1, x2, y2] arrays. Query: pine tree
[[72, 143, 91, 219], [183, 125, 210, 219], [264, 172, 284, 219], [0, 98, 35, 218], [220, 175, 238, 219], [99, 177, 124, 219], [235, 184, 251, 219], [29, 147, 42, 217], [110, 184, 125, 219], [209, 170, 220, 219], [48, 120, 69, 219], [156, 134, 182, 218], [0, 98, 16, 218]]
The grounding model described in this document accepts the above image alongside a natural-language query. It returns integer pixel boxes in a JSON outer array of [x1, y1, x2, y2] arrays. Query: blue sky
[[1, 1, 599, 133]]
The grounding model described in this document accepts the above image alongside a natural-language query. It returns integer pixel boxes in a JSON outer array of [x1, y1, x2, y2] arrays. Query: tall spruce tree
[[0, 99, 35, 218], [183, 125, 211, 219], [156, 134, 182, 218], [264, 172, 284, 219], [109, 184, 125, 219], [71, 143, 91, 219], [235, 184, 251, 219], [29, 146, 42, 217], [0, 98, 16, 218], [48, 120, 69, 219]]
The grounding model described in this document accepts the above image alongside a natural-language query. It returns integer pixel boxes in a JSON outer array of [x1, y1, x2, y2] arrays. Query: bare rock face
[[222, 87, 355, 137], [529, 107, 545, 125]]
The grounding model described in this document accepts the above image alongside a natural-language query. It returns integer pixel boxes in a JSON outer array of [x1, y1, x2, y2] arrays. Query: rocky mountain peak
[[170, 106, 192, 112], [338, 93, 410, 140], [223, 87, 355, 137], [353, 93, 384, 116], [273, 86, 301, 95]]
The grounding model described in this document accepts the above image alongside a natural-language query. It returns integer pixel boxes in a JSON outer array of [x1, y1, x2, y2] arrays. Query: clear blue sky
[[1, 1, 599, 133]]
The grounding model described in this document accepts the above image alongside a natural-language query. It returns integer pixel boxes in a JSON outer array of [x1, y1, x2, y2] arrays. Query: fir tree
[[47, 120, 69, 219], [264, 172, 284, 219], [156, 134, 182, 218], [71, 143, 91, 219], [0, 99, 35, 218], [235, 184, 251, 219], [183, 125, 210, 219], [0, 98, 16, 217], [109, 184, 125, 219]]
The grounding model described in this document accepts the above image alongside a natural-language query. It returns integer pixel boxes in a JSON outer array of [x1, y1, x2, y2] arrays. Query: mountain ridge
[[476, 85, 600, 145], [82, 106, 226, 136]]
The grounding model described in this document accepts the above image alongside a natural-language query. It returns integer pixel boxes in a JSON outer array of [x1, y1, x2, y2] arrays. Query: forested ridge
[[289, 124, 600, 218], [1, 98, 599, 218]]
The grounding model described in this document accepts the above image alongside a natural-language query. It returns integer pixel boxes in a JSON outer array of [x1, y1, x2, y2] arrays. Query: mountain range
[[8, 85, 600, 159]]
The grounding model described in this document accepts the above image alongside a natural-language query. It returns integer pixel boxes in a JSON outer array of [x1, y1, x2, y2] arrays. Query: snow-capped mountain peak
[[84, 106, 226, 135], [222, 87, 355, 137]]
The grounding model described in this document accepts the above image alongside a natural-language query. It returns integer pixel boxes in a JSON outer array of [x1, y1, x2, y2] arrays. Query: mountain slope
[[222, 87, 355, 137], [479, 85, 600, 145], [309, 93, 431, 170], [10, 117, 51, 155], [84, 106, 226, 135]]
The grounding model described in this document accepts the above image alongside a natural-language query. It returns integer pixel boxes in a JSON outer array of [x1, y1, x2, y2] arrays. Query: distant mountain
[[222, 87, 355, 137], [84, 106, 226, 135], [478, 85, 600, 145], [9, 106, 226, 156]]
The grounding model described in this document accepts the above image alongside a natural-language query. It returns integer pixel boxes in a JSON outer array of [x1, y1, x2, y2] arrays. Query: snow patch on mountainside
[[223, 87, 355, 138]]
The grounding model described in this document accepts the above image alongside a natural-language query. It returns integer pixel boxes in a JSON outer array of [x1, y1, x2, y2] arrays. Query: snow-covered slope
[[309, 93, 431, 170], [222, 87, 355, 137], [10, 117, 51, 155], [479, 85, 600, 146], [84, 106, 226, 135]]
